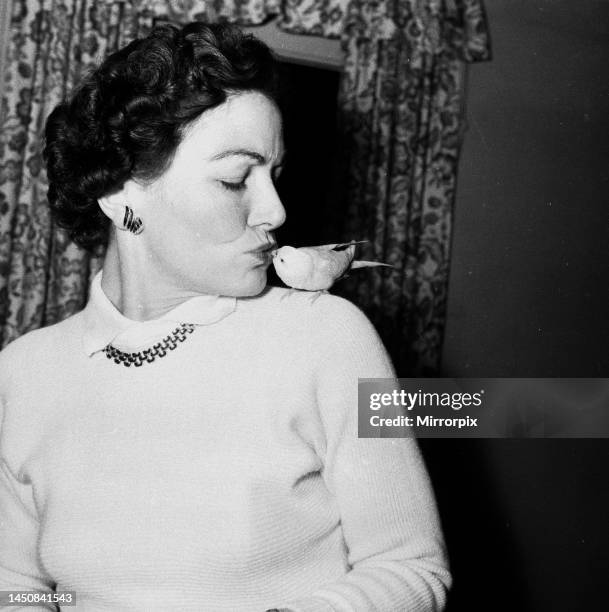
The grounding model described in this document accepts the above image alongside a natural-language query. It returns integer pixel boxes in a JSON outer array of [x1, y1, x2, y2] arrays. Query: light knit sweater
[[0, 276, 450, 612]]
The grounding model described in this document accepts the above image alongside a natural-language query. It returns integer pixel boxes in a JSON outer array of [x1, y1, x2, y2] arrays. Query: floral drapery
[[0, 0, 139, 347], [278, 0, 490, 374], [334, 0, 490, 374], [0, 0, 490, 373]]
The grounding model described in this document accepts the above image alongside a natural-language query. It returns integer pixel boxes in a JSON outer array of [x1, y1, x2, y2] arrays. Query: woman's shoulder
[[253, 286, 395, 382], [251, 285, 375, 331], [0, 311, 85, 378], [249, 285, 389, 358]]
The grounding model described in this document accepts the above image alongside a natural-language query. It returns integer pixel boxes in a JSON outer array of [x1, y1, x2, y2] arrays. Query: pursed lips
[[246, 240, 277, 254], [246, 241, 277, 264]]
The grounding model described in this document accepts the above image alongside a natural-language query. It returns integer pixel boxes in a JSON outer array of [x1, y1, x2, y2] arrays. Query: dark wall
[[423, 438, 609, 611], [267, 61, 340, 286], [443, 1, 609, 376], [435, 2, 609, 610], [274, 61, 340, 249]]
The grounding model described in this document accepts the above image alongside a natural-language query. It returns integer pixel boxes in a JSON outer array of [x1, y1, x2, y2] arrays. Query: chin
[[227, 268, 268, 297]]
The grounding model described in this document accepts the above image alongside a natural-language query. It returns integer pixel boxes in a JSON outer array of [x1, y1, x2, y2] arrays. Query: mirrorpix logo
[[368, 387, 483, 429]]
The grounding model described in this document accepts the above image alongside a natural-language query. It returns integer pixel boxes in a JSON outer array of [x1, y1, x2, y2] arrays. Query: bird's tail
[[351, 260, 393, 269]]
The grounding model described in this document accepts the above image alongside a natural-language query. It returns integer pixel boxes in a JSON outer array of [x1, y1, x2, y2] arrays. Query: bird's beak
[[271, 249, 278, 259]]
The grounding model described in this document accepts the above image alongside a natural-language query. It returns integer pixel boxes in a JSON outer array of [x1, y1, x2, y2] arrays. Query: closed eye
[[220, 179, 247, 192]]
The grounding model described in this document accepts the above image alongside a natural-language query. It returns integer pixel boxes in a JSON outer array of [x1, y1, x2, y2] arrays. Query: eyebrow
[[209, 148, 286, 165]]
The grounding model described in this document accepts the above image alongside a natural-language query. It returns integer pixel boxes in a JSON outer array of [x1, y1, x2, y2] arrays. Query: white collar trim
[[81, 271, 237, 356]]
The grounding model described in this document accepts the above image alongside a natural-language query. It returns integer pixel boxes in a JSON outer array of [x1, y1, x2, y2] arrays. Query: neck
[[101, 230, 201, 321]]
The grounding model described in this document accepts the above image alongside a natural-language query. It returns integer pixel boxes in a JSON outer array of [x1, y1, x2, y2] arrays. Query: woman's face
[[128, 91, 286, 297]]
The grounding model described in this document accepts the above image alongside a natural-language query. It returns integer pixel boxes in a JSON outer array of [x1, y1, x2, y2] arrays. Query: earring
[[122, 205, 144, 235]]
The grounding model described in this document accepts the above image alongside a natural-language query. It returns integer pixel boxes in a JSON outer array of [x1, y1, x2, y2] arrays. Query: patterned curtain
[[0, 0, 138, 347], [280, 0, 491, 374], [0, 0, 490, 370]]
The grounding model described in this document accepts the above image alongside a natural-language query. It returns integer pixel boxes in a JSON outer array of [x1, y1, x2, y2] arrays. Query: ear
[[98, 185, 129, 230], [97, 179, 145, 230]]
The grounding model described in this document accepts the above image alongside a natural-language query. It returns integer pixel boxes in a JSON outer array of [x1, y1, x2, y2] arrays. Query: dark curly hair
[[43, 22, 279, 253]]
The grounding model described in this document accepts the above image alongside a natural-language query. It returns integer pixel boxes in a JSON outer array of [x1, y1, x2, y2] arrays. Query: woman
[[0, 22, 450, 611]]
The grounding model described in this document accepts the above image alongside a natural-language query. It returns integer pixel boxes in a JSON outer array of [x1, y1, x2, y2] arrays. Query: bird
[[271, 240, 392, 292]]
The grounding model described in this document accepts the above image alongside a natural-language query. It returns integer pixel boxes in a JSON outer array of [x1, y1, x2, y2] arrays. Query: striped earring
[[122, 205, 144, 235]]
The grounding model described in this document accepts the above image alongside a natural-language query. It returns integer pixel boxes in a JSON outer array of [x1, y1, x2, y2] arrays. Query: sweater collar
[[82, 271, 237, 356]]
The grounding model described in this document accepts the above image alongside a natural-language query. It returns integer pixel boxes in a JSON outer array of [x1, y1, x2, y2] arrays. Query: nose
[[247, 178, 286, 231]]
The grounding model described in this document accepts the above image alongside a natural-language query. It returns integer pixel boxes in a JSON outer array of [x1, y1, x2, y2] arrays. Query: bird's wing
[[298, 246, 355, 289], [307, 240, 368, 251], [301, 245, 356, 267]]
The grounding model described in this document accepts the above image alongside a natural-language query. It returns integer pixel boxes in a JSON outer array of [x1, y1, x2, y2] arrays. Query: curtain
[[280, 0, 491, 374], [0, 0, 490, 370], [0, 0, 141, 347]]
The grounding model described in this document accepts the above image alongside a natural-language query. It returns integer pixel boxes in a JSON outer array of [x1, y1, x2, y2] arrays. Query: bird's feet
[[308, 290, 328, 304]]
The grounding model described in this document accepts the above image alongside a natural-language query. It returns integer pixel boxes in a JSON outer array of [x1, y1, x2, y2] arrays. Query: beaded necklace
[[102, 323, 196, 367]]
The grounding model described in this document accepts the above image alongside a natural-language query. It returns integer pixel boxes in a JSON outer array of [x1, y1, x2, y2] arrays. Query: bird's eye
[[280, 258, 284, 263]]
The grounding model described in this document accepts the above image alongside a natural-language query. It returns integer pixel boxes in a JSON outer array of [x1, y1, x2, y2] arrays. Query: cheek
[[164, 183, 248, 245], [197, 199, 248, 243]]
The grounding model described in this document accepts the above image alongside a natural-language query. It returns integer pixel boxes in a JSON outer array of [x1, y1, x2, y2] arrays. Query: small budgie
[[272, 241, 392, 291]]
